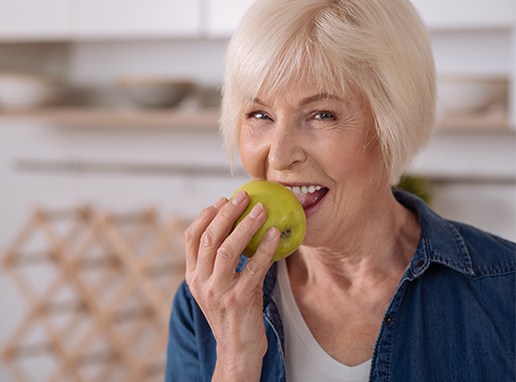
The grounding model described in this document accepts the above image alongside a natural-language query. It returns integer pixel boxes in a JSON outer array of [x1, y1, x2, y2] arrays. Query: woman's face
[[238, 81, 391, 249]]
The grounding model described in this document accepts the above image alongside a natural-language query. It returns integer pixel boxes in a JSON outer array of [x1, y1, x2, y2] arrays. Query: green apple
[[232, 180, 306, 262]]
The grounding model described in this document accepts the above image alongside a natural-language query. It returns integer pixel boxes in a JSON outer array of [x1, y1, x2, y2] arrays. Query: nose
[[267, 118, 307, 171]]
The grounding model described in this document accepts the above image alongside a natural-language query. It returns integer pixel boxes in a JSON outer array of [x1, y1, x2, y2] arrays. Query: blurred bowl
[[438, 75, 508, 114], [118, 76, 195, 108], [0, 72, 62, 110], [194, 85, 221, 109]]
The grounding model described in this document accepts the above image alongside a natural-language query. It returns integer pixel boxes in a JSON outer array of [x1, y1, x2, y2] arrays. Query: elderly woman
[[165, 0, 515, 381]]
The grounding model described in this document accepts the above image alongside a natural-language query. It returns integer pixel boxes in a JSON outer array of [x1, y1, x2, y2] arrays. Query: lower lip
[[303, 190, 328, 219]]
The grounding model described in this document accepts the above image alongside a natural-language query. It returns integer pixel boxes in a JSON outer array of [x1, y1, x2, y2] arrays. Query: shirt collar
[[258, 190, 476, 303], [394, 190, 475, 279]]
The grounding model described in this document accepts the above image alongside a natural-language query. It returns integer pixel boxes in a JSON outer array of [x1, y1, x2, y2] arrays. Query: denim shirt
[[165, 191, 515, 381]]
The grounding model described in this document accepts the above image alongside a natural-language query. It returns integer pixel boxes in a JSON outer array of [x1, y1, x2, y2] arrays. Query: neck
[[289, 191, 420, 292]]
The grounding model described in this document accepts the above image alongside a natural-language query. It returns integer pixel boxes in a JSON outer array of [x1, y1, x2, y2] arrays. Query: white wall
[[413, 130, 516, 240]]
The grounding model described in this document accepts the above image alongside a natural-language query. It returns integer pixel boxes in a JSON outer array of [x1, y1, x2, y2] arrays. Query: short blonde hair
[[220, 0, 436, 184]]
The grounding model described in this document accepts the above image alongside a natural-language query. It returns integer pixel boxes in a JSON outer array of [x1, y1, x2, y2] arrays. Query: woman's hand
[[184, 190, 280, 381]]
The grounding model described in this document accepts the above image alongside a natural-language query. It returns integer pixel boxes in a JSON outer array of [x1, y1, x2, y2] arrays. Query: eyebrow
[[252, 93, 343, 107], [299, 93, 343, 106]]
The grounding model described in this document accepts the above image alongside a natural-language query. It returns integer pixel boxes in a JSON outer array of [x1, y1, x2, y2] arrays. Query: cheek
[[320, 134, 385, 181], [239, 130, 268, 179]]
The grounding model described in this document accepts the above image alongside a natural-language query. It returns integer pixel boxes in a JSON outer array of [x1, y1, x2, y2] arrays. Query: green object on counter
[[395, 175, 432, 204]]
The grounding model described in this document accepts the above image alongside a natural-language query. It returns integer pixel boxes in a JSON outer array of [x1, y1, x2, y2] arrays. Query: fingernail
[[213, 197, 227, 208], [249, 203, 264, 218], [264, 227, 279, 242], [231, 191, 247, 205]]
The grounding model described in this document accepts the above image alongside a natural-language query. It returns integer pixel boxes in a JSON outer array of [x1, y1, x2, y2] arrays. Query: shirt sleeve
[[165, 280, 203, 382]]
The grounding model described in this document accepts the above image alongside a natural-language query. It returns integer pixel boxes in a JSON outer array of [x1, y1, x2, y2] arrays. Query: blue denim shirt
[[165, 191, 515, 381]]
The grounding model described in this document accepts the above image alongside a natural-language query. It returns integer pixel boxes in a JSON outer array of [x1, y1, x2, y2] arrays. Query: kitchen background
[[0, 0, 515, 381]]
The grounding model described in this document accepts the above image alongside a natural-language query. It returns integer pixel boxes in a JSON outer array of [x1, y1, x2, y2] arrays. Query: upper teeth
[[286, 185, 322, 194]]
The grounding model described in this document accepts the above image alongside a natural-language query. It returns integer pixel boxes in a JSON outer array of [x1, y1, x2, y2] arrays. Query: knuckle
[[203, 285, 229, 308], [221, 291, 238, 309], [189, 283, 213, 305], [244, 248, 273, 277], [245, 260, 260, 276], [202, 286, 217, 303], [233, 217, 259, 239], [184, 226, 194, 242], [216, 245, 233, 262], [200, 205, 216, 219], [185, 273, 198, 292], [234, 216, 253, 232], [200, 228, 218, 249], [218, 206, 233, 219]]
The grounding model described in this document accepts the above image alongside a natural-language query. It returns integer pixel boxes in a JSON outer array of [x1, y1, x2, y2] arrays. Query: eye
[[313, 111, 336, 121], [247, 111, 272, 121]]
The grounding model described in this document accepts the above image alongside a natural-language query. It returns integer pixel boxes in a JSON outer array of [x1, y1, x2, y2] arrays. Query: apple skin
[[232, 180, 306, 262]]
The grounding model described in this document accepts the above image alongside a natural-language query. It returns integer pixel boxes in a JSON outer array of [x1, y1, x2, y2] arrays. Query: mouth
[[283, 184, 329, 214]]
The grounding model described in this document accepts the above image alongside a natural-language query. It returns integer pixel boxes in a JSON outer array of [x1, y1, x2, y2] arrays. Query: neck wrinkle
[[288, 193, 420, 293]]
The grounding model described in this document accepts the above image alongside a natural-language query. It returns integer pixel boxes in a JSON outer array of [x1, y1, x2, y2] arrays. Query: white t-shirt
[[273, 260, 371, 382]]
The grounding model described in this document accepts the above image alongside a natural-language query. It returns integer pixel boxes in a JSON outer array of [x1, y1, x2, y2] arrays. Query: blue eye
[[248, 111, 272, 121], [314, 111, 335, 120]]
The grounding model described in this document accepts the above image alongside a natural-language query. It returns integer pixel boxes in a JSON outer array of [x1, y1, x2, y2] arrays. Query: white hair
[[220, 0, 436, 184]]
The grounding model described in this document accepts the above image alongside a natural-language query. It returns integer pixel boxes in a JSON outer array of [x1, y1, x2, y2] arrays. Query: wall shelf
[[0, 107, 220, 129], [436, 113, 512, 132]]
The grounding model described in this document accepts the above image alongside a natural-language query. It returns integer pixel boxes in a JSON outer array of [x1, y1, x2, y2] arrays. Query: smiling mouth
[[284, 185, 329, 211]]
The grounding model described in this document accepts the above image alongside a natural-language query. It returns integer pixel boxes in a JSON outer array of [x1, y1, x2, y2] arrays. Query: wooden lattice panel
[[1, 207, 187, 382]]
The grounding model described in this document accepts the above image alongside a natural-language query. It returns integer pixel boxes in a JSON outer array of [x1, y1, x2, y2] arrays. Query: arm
[[165, 281, 204, 382]]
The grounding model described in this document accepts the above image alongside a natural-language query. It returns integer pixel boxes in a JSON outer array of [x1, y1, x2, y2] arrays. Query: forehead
[[253, 88, 344, 108], [248, 75, 360, 109]]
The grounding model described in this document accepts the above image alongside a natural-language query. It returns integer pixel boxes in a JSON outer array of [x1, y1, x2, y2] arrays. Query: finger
[[196, 191, 249, 277], [184, 197, 227, 277], [212, 203, 266, 280], [239, 227, 279, 288]]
